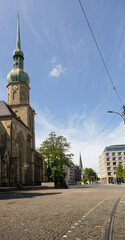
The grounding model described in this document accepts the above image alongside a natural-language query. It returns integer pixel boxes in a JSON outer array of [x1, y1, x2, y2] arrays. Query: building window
[[107, 157, 110, 161], [108, 172, 111, 176], [118, 157, 122, 160], [124, 152, 125, 155], [106, 153, 109, 156], [113, 162, 116, 165], [118, 152, 121, 156], [119, 162, 122, 165], [112, 157, 116, 161], [107, 162, 110, 166], [114, 172, 116, 175], [112, 152, 115, 156], [107, 167, 111, 171], [113, 167, 116, 170]]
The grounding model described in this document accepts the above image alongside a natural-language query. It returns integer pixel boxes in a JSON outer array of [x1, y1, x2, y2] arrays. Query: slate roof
[[0, 101, 17, 117], [0, 101, 29, 129]]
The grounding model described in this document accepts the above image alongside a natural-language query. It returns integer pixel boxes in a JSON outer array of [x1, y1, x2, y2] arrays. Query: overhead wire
[[74, 107, 123, 157], [78, 0, 123, 106]]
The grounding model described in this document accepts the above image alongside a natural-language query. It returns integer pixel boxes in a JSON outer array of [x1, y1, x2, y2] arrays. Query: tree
[[116, 163, 123, 182], [122, 167, 125, 182], [84, 168, 97, 182], [40, 132, 74, 187]]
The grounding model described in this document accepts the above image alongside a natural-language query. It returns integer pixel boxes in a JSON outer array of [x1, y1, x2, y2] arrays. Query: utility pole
[[123, 105, 125, 124]]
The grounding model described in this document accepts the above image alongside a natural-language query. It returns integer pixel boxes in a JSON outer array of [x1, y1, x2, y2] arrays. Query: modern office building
[[99, 145, 125, 184]]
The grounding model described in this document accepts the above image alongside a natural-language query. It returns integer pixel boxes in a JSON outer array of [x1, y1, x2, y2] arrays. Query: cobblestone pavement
[[0, 184, 125, 240]]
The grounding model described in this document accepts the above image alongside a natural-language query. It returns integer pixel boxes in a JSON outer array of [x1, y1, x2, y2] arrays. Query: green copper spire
[[7, 15, 30, 85], [13, 14, 24, 60], [16, 14, 21, 49]]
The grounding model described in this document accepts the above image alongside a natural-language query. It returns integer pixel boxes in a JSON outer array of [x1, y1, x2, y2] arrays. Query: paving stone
[[0, 185, 125, 239]]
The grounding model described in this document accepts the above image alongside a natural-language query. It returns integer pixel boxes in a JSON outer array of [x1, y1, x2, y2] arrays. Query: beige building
[[99, 145, 125, 184], [65, 165, 76, 185], [65, 164, 81, 185], [0, 17, 47, 187]]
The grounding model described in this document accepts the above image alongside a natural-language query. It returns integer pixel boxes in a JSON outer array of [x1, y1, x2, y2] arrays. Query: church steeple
[[16, 14, 21, 50], [13, 15, 24, 70], [7, 16, 30, 85], [79, 153, 83, 169]]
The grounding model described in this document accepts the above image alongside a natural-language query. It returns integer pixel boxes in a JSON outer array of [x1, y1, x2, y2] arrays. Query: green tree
[[116, 163, 123, 182], [122, 167, 125, 182], [40, 132, 73, 187], [84, 168, 97, 182]]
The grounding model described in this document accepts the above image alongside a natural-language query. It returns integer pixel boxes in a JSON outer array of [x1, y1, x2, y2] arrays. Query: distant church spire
[[16, 14, 21, 50], [79, 152, 83, 169]]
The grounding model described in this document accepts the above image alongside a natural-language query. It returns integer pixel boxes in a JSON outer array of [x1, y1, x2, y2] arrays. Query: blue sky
[[1, 0, 125, 172]]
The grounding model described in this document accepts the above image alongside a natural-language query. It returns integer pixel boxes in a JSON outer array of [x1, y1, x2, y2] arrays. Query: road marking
[[62, 195, 118, 239]]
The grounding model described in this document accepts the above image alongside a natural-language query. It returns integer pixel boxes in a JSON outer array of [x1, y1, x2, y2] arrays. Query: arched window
[[1, 133, 7, 148], [17, 132, 25, 166]]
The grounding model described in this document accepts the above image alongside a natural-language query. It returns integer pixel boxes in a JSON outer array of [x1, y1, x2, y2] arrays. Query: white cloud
[[49, 64, 66, 77], [51, 56, 57, 64], [72, 39, 84, 49]]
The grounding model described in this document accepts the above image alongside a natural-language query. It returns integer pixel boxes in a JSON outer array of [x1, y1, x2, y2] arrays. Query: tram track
[[106, 197, 121, 240], [61, 191, 123, 240]]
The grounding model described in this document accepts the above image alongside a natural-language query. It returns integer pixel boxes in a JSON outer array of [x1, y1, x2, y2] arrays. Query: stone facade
[[0, 17, 47, 187]]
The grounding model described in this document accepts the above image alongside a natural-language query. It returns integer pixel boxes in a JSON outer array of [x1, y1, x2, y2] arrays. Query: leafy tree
[[40, 132, 73, 187], [116, 163, 123, 182], [84, 168, 97, 182], [82, 176, 88, 184], [122, 167, 125, 182]]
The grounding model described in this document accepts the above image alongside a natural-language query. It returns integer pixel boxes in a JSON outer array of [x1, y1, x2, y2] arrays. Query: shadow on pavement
[[0, 191, 62, 200]]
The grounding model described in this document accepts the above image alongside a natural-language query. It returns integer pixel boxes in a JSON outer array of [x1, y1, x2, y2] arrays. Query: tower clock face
[[13, 85, 18, 91]]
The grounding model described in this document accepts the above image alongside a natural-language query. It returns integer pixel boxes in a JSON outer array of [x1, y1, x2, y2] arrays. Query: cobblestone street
[[0, 184, 125, 240]]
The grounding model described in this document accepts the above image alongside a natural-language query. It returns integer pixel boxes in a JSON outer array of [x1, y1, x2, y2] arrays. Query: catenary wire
[[78, 0, 123, 106], [74, 107, 123, 157]]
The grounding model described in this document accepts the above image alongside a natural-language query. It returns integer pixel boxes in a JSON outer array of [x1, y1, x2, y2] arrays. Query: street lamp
[[107, 105, 125, 124]]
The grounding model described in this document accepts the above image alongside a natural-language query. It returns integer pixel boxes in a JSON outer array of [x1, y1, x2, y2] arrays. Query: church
[[0, 17, 47, 187]]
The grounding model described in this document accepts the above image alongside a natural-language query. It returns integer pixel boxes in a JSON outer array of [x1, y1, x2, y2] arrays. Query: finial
[[16, 13, 21, 49]]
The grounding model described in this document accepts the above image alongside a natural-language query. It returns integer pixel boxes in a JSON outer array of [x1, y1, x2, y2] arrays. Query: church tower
[[7, 16, 35, 149]]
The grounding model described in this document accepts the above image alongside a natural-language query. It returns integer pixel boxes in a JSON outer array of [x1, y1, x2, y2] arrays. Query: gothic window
[[1, 133, 7, 148], [17, 133, 25, 166]]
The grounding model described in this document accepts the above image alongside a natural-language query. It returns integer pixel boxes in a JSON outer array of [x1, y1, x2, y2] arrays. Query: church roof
[[0, 101, 29, 129], [0, 101, 17, 117]]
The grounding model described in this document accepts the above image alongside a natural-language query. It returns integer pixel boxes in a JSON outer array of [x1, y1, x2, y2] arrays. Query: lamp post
[[107, 105, 125, 124]]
